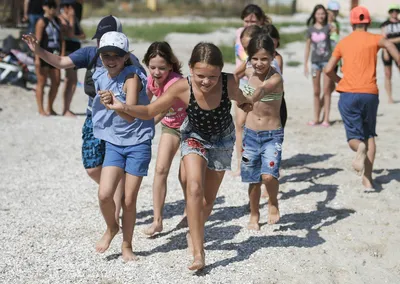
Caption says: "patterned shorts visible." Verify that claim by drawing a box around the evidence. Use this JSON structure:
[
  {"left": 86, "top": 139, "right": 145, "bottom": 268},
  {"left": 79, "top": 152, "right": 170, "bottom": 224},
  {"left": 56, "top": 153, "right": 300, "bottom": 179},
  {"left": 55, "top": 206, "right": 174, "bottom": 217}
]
[
  {"left": 81, "top": 115, "right": 105, "bottom": 169},
  {"left": 180, "top": 118, "right": 235, "bottom": 171}
]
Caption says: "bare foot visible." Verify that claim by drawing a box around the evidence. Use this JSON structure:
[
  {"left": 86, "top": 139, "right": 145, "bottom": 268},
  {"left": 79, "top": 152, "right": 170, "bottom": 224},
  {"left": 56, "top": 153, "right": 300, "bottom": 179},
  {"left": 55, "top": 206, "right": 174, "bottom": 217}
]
[
  {"left": 362, "top": 175, "right": 374, "bottom": 189},
  {"left": 38, "top": 110, "right": 49, "bottom": 116},
  {"left": 247, "top": 213, "right": 260, "bottom": 230},
  {"left": 63, "top": 110, "right": 76, "bottom": 117},
  {"left": 143, "top": 222, "right": 163, "bottom": 236},
  {"left": 231, "top": 169, "right": 241, "bottom": 177},
  {"left": 186, "top": 232, "right": 193, "bottom": 255},
  {"left": 352, "top": 142, "right": 366, "bottom": 175},
  {"left": 268, "top": 203, "right": 280, "bottom": 225},
  {"left": 188, "top": 252, "right": 205, "bottom": 271},
  {"left": 95, "top": 225, "right": 119, "bottom": 253},
  {"left": 388, "top": 98, "right": 394, "bottom": 104},
  {"left": 46, "top": 109, "right": 57, "bottom": 116},
  {"left": 121, "top": 246, "right": 138, "bottom": 262}
]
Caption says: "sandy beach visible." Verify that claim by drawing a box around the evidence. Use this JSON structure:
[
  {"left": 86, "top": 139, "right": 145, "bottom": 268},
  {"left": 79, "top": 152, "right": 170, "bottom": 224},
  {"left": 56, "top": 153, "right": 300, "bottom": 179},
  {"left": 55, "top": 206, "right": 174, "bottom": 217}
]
[{"left": 1, "top": 16, "right": 400, "bottom": 283}]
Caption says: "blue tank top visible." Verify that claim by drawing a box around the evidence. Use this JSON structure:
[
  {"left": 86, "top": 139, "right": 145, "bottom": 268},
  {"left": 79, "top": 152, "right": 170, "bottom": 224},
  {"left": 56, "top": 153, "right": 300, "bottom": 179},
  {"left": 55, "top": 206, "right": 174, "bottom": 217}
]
[{"left": 92, "top": 65, "right": 155, "bottom": 146}]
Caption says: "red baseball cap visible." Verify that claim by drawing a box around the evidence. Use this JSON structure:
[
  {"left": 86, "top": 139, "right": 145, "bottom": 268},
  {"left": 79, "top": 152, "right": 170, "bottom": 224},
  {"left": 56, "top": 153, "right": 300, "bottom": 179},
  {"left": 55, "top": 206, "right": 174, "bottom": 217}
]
[{"left": 350, "top": 6, "right": 371, "bottom": 25}]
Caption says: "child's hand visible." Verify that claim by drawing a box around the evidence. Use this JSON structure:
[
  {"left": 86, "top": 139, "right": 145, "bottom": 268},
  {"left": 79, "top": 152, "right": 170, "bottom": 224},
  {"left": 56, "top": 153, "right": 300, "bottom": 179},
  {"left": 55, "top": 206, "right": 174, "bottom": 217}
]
[
  {"left": 22, "top": 34, "right": 39, "bottom": 53},
  {"left": 304, "top": 65, "right": 309, "bottom": 78},
  {"left": 238, "top": 102, "right": 253, "bottom": 113},
  {"left": 99, "top": 90, "right": 124, "bottom": 111}
]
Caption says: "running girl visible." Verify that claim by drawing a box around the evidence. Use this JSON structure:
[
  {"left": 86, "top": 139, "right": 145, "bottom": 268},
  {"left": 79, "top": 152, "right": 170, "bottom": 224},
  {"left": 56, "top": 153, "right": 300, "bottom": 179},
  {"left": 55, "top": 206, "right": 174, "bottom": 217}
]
[
  {"left": 100, "top": 42, "right": 252, "bottom": 270},
  {"left": 141, "top": 42, "right": 187, "bottom": 236},
  {"left": 240, "top": 34, "right": 284, "bottom": 230},
  {"left": 304, "top": 4, "right": 333, "bottom": 127},
  {"left": 92, "top": 31, "right": 154, "bottom": 262}
]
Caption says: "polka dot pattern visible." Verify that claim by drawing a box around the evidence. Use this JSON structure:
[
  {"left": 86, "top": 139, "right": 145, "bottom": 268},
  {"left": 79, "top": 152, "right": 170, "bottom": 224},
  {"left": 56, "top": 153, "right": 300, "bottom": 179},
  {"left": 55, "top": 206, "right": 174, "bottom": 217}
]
[{"left": 186, "top": 73, "right": 233, "bottom": 136}]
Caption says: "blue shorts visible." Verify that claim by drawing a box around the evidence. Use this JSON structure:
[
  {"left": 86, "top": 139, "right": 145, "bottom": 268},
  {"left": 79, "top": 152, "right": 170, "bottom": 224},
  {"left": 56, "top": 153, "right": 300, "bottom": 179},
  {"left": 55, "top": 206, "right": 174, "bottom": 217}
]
[
  {"left": 241, "top": 127, "right": 284, "bottom": 182},
  {"left": 82, "top": 115, "right": 105, "bottom": 169},
  {"left": 180, "top": 118, "right": 235, "bottom": 171},
  {"left": 312, "top": 61, "right": 328, "bottom": 74},
  {"left": 103, "top": 140, "right": 152, "bottom": 176},
  {"left": 338, "top": 93, "right": 379, "bottom": 141}
]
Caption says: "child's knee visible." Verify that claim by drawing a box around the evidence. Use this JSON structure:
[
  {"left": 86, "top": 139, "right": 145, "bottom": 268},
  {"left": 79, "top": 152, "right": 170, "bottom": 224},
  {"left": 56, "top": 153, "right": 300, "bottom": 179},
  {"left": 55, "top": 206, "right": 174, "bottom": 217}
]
[
  {"left": 261, "top": 174, "right": 277, "bottom": 184},
  {"left": 98, "top": 188, "right": 114, "bottom": 203},
  {"left": 187, "top": 181, "right": 202, "bottom": 199}
]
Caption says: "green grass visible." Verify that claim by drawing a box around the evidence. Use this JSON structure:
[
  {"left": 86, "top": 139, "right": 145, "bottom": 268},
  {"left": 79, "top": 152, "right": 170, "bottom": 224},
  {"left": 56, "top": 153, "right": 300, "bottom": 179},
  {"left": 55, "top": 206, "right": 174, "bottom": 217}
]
[
  {"left": 218, "top": 44, "right": 236, "bottom": 65},
  {"left": 83, "top": 22, "right": 306, "bottom": 44},
  {"left": 286, "top": 60, "right": 302, "bottom": 67},
  {"left": 83, "top": 22, "right": 241, "bottom": 42},
  {"left": 279, "top": 32, "right": 306, "bottom": 47}
]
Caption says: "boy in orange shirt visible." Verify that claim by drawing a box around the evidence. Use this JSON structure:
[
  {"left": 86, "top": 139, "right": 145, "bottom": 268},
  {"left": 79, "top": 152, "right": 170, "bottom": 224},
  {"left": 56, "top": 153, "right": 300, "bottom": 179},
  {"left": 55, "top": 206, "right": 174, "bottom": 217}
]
[{"left": 324, "top": 6, "right": 400, "bottom": 189}]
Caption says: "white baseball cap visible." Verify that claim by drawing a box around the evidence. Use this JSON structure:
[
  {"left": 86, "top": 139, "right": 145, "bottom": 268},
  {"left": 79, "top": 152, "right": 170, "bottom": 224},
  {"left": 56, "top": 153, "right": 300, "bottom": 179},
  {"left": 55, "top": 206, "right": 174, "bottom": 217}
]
[
  {"left": 327, "top": 0, "right": 340, "bottom": 11},
  {"left": 98, "top": 31, "right": 129, "bottom": 57}
]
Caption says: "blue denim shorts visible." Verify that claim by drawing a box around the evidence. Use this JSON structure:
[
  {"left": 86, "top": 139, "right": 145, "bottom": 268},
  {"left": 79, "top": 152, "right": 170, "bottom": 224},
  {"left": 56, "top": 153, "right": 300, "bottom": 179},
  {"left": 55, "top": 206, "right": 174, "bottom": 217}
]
[
  {"left": 311, "top": 61, "right": 328, "bottom": 74},
  {"left": 338, "top": 93, "right": 379, "bottom": 141},
  {"left": 241, "top": 127, "right": 284, "bottom": 182},
  {"left": 180, "top": 118, "right": 235, "bottom": 171},
  {"left": 82, "top": 115, "right": 105, "bottom": 169},
  {"left": 103, "top": 140, "right": 152, "bottom": 176}
]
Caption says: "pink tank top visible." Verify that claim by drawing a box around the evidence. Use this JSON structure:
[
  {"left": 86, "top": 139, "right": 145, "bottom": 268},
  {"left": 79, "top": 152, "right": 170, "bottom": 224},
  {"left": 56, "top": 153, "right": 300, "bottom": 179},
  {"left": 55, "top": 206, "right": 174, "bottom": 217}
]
[{"left": 147, "top": 72, "right": 186, "bottom": 129}]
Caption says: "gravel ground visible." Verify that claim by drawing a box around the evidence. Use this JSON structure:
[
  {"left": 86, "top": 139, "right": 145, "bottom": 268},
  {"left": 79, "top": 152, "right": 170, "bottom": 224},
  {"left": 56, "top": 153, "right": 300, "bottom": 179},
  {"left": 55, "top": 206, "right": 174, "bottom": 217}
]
[{"left": 1, "top": 17, "right": 400, "bottom": 284}]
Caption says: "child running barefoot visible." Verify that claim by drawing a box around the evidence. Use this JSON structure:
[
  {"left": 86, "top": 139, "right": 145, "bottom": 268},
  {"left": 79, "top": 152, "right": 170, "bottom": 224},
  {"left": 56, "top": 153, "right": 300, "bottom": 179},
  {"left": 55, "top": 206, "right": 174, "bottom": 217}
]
[
  {"left": 240, "top": 34, "right": 284, "bottom": 230},
  {"left": 324, "top": 6, "right": 400, "bottom": 189},
  {"left": 22, "top": 16, "right": 146, "bottom": 228},
  {"left": 100, "top": 42, "right": 252, "bottom": 270},
  {"left": 233, "top": 4, "right": 268, "bottom": 176},
  {"left": 141, "top": 42, "right": 187, "bottom": 236},
  {"left": 93, "top": 32, "right": 154, "bottom": 261},
  {"left": 304, "top": 4, "right": 333, "bottom": 127}
]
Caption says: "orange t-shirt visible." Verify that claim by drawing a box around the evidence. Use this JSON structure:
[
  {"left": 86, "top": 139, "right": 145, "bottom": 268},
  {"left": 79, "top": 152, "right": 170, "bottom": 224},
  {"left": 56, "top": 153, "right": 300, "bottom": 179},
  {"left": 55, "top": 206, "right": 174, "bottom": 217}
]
[{"left": 332, "top": 31, "right": 383, "bottom": 94}]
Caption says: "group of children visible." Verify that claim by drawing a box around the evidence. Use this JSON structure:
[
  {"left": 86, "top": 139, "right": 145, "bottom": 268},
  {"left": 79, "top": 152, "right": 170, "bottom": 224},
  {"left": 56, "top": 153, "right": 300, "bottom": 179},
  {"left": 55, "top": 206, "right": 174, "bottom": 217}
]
[{"left": 21, "top": 2, "right": 400, "bottom": 272}]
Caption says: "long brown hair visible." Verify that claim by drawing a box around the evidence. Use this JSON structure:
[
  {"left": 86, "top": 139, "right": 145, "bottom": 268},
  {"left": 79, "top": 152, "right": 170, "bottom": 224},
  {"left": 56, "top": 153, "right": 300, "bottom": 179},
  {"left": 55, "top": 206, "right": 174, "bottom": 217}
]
[
  {"left": 143, "top": 41, "right": 182, "bottom": 75},
  {"left": 189, "top": 42, "right": 224, "bottom": 69}
]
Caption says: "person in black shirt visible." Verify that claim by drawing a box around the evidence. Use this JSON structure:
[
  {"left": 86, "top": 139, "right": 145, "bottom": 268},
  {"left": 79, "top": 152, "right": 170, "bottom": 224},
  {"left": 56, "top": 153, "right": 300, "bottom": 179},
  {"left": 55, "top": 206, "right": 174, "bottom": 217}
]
[
  {"left": 34, "top": 0, "right": 64, "bottom": 116},
  {"left": 23, "top": 0, "right": 44, "bottom": 34},
  {"left": 380, "top": 4, "right": 400, "bottom": 103}
]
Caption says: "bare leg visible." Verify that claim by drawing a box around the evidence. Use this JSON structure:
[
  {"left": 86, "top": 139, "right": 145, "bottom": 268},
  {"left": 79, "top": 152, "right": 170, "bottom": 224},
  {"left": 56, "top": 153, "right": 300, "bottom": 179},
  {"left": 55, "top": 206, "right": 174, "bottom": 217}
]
[
  {"left": 183, "top": 154, "right": 207, "bottom": 271},
  {"left": 362, "top": 137, "right": 376, "bottom": 189},
  {"left": 383, "top": 63, "right": 393, "bottom": 104},
  {"left": 96, "top": 166, "right": 123, "bottom": 253},
  {"left": 144, "top": 133, "right": 180, "bottom": 236},
  {"left": 247, "top": 183, "right": 261, "bottom": 230},
  {"left": 121, "top": 173, "right": 143, "bottom": 262},
  {"left": 114, "top": 177, "right": 124, "bottom": 226},
  {"left": 311, "top": 70, "right": 322, "bottom": 124},
  {"left": 86, "top": 166, "right": 124, "bottom": 225},
  {"left": 86, "top": 166, "right": 102, "bottom": 184},
  {"left": 233, "top": 104, "right": 248, "bottom": 176},
  {"left": 348, "top": 139, "right": 367, "bottom": 175},
  {"left": 177, "top": 160, "right": 188, "bottom": 228},
  {"left": 35, "top": 65, "right": 49, "bottom": 116},
  {"left": 262, "top": 174, "right": 280, "bottom": 224},
  {"left": 62, "top": 68, "right": 77, "bottom": 116},
  {"left": 47, "top": 68, "right": 60, "bottom": 115},
  {"left": 322, "top": 72, "right": 332, "bottom": 125}
]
